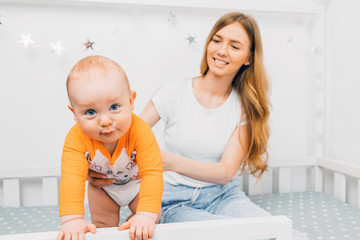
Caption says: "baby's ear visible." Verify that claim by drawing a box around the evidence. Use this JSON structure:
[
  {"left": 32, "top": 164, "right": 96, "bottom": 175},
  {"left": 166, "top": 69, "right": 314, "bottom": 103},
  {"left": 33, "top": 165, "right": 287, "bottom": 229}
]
[
  {"left": 67, "top": 104, "right": 78, "bottom": 122},
  {"left": 130, "top": 91, "right": 136, "bottom": 111}
]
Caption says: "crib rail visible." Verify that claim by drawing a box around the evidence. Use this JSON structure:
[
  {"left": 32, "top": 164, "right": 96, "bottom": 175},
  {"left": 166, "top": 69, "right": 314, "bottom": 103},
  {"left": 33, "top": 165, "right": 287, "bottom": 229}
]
[
  {"left": 0, "top": 216, "right": 292, "bottom": 240},
  {"left": 0, "top": 166, "right": 59, "bottom": 207},
  {"left": 1, "top": 157, "right": 359, "bottom": 207},
  {"left": 316, "top": 157, "right": 360, "bottom": 208},
  {"left": 246, "top": 157, "right": 316, "bottom": 195}
]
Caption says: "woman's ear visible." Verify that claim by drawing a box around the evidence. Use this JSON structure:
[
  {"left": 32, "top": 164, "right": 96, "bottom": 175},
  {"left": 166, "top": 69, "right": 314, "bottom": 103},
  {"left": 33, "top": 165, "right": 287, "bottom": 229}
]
[
  {"left": 244, "top": 53, "right": 252, "bottom": 66},
  {"left": 68, "top": 104, "right": 78, "bottom": 122},
  {"left": 130, "top": 91, "right": 136, "bottom": 111}
]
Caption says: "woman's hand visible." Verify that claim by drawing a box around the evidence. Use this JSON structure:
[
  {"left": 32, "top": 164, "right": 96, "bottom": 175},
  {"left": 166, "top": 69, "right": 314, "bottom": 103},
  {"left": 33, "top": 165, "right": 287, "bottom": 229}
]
[{"left": 87, "top": 169, "right": 114, "bottom": 188}]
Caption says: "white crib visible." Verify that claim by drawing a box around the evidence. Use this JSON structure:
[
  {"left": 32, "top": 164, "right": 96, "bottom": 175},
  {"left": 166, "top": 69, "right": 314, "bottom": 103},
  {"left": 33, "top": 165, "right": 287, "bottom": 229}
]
[
  {"left": 1, "top": 0, "right": 360, "bottom": 239},
  {"left": 0, "top": 216, "right": 292, "bottom": 240},
  {"left": 0, "top": 157, "right": 359, "bottom": 239}
]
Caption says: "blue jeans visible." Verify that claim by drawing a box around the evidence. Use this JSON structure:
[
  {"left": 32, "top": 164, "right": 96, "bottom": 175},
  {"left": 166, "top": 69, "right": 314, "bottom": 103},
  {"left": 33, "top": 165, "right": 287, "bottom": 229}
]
[{"left": 161, "top": 178, "right": 309, "bottom": 240}]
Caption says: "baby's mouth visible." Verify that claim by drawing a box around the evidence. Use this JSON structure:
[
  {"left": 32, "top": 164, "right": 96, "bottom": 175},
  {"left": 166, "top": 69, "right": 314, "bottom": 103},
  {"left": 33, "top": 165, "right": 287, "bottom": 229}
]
[{"left": 102, "top": 130, "right": 114, "bottom": 136}]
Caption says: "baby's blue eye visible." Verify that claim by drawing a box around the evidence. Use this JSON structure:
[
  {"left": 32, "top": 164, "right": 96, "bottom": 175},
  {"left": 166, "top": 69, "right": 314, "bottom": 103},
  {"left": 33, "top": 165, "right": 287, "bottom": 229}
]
[
  {"left": 110, "top": 104, "right": 119, "bottom": 111},
  {"left": 86, "top": 109, "right": 96, "bottom": 116}
]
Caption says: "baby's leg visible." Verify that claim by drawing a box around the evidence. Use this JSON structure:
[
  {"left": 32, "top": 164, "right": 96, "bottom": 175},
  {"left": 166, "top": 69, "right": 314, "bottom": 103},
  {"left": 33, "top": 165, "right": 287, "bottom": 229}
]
[
  {"left": 128, "top": 194, "right": 161, "bottom": 223},
  {"left": 126, "top": 194, "right": 138, "bottom": 221},
  {"left": 88, "top": 183, "right": 120, "bottom": 227}
]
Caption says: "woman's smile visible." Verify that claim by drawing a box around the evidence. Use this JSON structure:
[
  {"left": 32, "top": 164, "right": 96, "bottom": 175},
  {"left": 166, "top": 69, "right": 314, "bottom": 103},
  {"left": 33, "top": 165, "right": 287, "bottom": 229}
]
[{"left": 213, "top": 57, "right": 229, "bottom": 65}]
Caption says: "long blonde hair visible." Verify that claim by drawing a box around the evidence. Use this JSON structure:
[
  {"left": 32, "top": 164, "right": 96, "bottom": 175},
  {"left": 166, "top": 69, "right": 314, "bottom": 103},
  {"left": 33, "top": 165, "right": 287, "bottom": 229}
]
[{"left": 200, "top": 12, "right": 270, "bottom": 178}]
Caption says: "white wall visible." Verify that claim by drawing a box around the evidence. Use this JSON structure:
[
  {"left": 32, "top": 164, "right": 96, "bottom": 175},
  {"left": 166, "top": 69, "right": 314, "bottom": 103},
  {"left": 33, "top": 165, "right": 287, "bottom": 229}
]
[
  {"left": 0, "top": 0, "right": 318, "bottom": 171},
  {"left": 325, "top": 0, "right": 360, "bottom": 167},
  {"left": 322, "top": 0, "right": 360, "bottom": 207}
]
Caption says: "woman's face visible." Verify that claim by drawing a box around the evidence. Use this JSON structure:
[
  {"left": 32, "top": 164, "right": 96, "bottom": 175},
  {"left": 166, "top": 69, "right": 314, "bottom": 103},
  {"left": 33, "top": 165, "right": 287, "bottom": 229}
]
[{"left": 207, "top": 22, "right": 251, "bottom": 79}]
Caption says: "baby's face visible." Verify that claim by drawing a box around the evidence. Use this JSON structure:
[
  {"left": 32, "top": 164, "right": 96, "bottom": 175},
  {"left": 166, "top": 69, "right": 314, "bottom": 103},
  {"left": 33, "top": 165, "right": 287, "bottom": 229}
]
[{"left": 68, "top": 68, "right": 134, "bottom": 146}]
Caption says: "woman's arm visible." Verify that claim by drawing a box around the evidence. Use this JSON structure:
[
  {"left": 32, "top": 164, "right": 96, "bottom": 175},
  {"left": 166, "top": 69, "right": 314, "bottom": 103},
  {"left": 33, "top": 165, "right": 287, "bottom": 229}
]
[
  {"left": 87, "top": 169, "right": 114, "bottom": 188},
  {"left": 163, "top": 124, "right": 249, "bottom": 185},
  {"left": 139, "top": 100, "right": 160, "bottom": 128}
]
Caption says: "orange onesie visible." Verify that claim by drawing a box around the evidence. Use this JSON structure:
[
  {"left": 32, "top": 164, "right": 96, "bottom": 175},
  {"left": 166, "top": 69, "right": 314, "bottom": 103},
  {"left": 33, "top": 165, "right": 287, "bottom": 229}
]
[{"left": 59, "top": 113, "right": 163, "bottom": 217}]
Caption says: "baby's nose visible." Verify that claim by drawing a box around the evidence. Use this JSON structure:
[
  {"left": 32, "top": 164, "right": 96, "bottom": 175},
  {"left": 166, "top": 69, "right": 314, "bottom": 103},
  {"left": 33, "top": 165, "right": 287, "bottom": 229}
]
[{"left": 99, "top": 115, "right": 112, "bottom": 126}]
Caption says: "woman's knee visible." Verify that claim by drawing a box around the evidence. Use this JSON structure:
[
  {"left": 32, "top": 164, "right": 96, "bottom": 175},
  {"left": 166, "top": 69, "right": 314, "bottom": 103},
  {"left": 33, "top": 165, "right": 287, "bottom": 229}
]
[{"left": 162, "top": 206, "right": 227, "bottom": 223}]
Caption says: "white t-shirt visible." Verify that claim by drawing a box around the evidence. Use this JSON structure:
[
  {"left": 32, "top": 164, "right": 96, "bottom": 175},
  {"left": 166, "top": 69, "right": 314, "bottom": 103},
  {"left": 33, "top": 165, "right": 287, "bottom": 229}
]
[{"left": 152, "top": 78, "right": 245, "bottom": 187}]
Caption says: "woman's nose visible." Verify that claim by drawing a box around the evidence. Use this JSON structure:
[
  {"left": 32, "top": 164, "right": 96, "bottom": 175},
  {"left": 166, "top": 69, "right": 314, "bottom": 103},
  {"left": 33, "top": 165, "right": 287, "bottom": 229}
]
[{"left": 217, "top": 43, "right": 227, "bottom": 56}]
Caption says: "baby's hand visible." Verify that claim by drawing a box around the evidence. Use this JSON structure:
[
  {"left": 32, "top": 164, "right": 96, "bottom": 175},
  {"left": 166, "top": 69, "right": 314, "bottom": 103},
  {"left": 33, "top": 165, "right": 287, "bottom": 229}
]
[
  {"left": 56, "top": 218, "right": 96, "bottom": 240},
  {"left": 118, "top": 212, "right": 158, "bottom": 240}
]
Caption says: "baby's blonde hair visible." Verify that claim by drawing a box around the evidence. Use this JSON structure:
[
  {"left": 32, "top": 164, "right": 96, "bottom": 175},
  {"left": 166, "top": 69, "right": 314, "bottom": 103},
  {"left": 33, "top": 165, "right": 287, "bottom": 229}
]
[{"left": 66, "top": 55, "right": 130, "bottom": 97}]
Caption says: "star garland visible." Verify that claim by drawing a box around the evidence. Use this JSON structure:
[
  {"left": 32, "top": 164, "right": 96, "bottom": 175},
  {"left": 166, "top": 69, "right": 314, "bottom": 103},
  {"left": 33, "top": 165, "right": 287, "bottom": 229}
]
[
  {"left": 50, "top": 41, "right": 65, "bottom": 56},
  {"left": 8, "top": 11, "right": 203, "bottom": 55},
  {"left": 18, "top": 34, "right": 35, "bottom": 48},
  {"left": 186, "top": 34, "right": 196, "bottom": 45},
  {"left": 311, "top": 46, "right": 323, "bottom": 56},
  {"left": 168, "top": 11, "right": 176, "bottom": 22},
  {"left": 83, "top": 38, "right": 95, "bottom": 51}
]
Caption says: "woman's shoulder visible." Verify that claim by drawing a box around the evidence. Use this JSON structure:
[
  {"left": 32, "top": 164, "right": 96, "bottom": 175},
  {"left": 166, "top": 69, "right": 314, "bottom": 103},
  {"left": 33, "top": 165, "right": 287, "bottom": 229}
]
[{"left": 160, "top": 78, "right": 191, "bottom": 91}]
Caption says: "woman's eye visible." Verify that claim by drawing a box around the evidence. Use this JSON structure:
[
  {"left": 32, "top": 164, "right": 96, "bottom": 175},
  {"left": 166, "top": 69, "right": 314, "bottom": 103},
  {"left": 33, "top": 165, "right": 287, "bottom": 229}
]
[
  {"left": 110, "top": 104, "right": 119, "bottom": 111},
  {"left": 232, "top": 45, "right": 240, "bottom": 50},
  {"left": 86, "top": 109, "right": 96, "bottom": 116},
  {"left": 212, "top": 39, "right": 220, "bottom": 43}
]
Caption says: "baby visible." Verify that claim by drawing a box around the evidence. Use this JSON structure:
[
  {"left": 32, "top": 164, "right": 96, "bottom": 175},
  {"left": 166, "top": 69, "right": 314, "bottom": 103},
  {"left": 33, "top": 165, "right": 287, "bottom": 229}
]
[{"left": 57, "top": 55, "right": 163, "bottom": 240}]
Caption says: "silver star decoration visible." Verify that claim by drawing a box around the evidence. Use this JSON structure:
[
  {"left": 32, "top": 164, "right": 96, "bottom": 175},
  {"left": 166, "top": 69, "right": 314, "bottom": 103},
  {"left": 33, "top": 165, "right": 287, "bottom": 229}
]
[
  {"left": 83, "top": 38, "right": 95, "bottom": 51},
  {"left": 186, "top": 34, "right": 196, "bottom": 45},
  {"left": 168, "top": 11, "right": 176, "bottom": 22},
  {"left": 134, "top": 9, "right": 143, "bottom": 19},
  {"left": 50, "top": 41, "right": 65, "bottom": 56},
  {"left": 311, "top": 46, "right": 323, "bottom": 56},
  {"left": 18, "top": 34, "right": 35, "bottom": 48}
]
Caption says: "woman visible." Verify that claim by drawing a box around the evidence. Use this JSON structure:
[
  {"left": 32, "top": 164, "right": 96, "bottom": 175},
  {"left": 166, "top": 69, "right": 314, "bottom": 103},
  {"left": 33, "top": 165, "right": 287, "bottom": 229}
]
[
  {"left": 90, "top": 12, "right": 308, "bottom": 240},
  {"left": 141, "top": 11, "right": 270, "bottom": 222}
]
